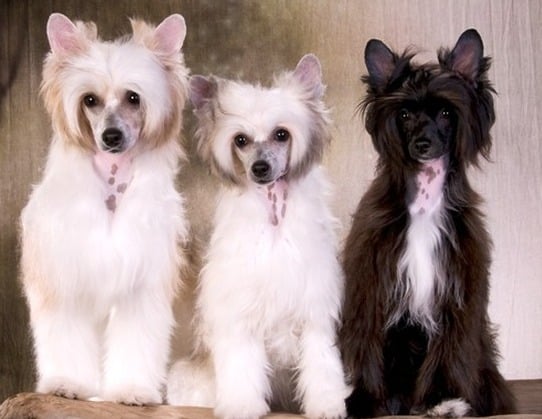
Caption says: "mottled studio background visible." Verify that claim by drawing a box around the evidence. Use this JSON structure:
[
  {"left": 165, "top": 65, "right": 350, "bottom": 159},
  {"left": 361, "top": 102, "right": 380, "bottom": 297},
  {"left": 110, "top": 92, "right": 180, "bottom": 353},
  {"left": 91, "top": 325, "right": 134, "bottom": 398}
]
[{"left": 0, "top": 0, "right": 540, "bottom": 402}]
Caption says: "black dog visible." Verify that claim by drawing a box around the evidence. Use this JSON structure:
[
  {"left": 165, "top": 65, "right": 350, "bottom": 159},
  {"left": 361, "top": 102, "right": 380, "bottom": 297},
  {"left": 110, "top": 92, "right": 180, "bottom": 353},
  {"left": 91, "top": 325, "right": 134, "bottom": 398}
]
[{"left": 340, "top": 29, "right": 516, "bottom": 417}]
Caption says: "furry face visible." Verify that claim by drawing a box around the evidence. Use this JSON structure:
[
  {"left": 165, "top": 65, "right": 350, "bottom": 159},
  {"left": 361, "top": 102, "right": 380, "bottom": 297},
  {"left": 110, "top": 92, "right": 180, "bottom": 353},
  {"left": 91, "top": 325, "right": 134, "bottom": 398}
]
[
  {"left": 339, "top": 30, "right": 516, "bottom": 418},
  {"left": 41, "top": 13, "right": 188, "bottom": 154},
  {"left": 230, "top": 127, "right": 291, "bottom": 185},
  {"left": 80, "top": 87, "right": 144, "bottom": 154},
  {"left": 397, "top": 99, "right": 454, "bottom": 162},
  {"left": 362, "top": 30, "right": 494, "bottom": 172},
  {"left": 189, "top": 54, "right": 330, "bottom": 186},
  {"left": 21, "top": 13, "right": 189, "bottom": 406}
]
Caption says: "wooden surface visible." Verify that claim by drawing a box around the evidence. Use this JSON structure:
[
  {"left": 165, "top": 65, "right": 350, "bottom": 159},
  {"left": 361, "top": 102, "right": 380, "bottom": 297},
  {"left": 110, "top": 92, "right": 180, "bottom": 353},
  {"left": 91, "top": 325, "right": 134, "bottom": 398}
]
[
  {"left": 0, "top": 393, "right": 304, "bottom": 419},
  {"left": 1, "top": 381, "right": 542, "bottom": 418},
  {"left": 0, "top": 393, "right": 211, "bottom": 419},
  {"left": 509, "top": 380, "right": 542, "bottom": 415},
  {"left": 1, "top": 0, "right": 541, "bottom": 402}
]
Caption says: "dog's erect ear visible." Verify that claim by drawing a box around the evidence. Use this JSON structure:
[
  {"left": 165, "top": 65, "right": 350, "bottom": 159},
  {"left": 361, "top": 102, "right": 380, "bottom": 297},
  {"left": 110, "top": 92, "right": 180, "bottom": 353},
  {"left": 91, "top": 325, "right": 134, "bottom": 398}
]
[
  {"left": 153, "top": 14, "right": 186, "bottom": 55},
  {"left": 189, "top": 75, "right": 217, "bottom": 110},
  {"left": 364, "top": 39, "right": 396, "bottom": 88},
  {"left": 446, "top": 29, "right": 484, "bottom": 81},
  {"left": 293, "top": 54, "right": 324, "bottom": 99},
  {"left": 47, "top": 13, "right": 85, "bottom": 55}
]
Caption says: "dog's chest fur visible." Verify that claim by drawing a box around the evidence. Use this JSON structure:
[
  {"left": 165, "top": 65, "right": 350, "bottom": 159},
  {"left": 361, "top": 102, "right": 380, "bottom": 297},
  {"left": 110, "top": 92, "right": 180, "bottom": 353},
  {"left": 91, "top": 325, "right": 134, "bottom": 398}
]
[
  {"left": 394, "top": 159, "right": 447, "bottom": 332},
  {"left": 199, "top": 168, "right": 342, "bottom": 364}
]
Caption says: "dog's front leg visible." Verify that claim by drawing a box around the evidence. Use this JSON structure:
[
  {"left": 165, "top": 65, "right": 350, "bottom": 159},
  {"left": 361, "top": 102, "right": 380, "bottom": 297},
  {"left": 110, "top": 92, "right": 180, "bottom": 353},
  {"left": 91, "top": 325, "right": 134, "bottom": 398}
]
[
  {"left": 212, "top": 330, "right": 271, "bottom": 419},
  {"left": 102, "top": 286, "right": 174, "bottom": 405},
  {"left": 340, "top": 263, "right": 389, "bottom": 417},
  {"left": 30, "top": 302, "right": 101, "bottom": 400},
  {"left": 412, "top": 305, "right": 476, "bottom": 417},
  {"left": 298, "top": 324, "right": 348, "bottom": 419}
]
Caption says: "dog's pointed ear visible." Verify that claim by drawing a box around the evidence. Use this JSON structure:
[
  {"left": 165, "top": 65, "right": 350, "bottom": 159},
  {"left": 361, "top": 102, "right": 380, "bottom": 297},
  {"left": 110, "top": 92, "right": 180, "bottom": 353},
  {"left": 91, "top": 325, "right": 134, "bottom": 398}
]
[
  {"left": 152, "top": 14, "right": 186, "bottom": 55},
  {"left": 445, "top": 29, "right": 484, "bottom": 81},
  {"left": 47, "top": 13, "right": 85, "bottom": 55},
  {"left": 293, "top": 54, "right": 324, "bottom": 99},
  {"left": 364, "top": 39, "right": 396, "bottom": 88},
  {"left": 189, "top": 75, "right": 217, "bottom": 110}
]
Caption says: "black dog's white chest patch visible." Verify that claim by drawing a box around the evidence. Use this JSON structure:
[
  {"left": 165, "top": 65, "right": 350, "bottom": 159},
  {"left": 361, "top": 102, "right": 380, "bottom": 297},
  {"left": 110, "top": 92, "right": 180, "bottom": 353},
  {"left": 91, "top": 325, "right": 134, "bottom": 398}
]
[{"left": 393, "top": 159, "right": 447, "bottom": 332}]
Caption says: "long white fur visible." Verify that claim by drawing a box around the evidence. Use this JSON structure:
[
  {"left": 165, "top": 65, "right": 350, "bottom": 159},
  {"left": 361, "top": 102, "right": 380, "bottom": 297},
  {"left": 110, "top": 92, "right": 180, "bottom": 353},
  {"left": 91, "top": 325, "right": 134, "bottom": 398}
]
[
  {"left": 21, "top": 13, "right": 189, "bottom": 405},
  {"left": 168, "top": 56, "right": 348, "bottom": 419},
  {"left": 395, "top": 206, "right": 445, "bottom": 332},
  {"left": 394, "top": 187, "right": 446, "bottom": 333}
]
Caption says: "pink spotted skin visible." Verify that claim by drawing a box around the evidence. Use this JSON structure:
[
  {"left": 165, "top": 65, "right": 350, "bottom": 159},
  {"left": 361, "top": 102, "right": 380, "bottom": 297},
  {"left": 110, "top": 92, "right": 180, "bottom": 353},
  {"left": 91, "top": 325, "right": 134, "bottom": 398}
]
[
  {"left": 409, "top": 159, "right": 446, "bottom": 216},
  {"left": 92, "top": 150, "right": 133, "bottom": 212},
  {"left": 256, "top": 178, "right": 289, "bottom": 226}
]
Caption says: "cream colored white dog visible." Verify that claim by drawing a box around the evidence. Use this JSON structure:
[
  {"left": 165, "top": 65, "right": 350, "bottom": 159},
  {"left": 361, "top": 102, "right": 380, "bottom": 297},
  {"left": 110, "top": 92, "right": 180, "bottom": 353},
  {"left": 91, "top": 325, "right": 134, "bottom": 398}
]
[
  {"left": 20, "top": 13, "right": 189, "bottom": 405},
  {"left": 168, "top": 54, "right": 348, "bottom": 419}
]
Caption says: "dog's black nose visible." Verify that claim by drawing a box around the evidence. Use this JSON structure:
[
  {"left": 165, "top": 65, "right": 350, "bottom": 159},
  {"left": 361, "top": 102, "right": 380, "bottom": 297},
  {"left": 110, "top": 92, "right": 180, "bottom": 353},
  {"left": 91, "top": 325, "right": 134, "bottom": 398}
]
[
  {"left": 102, "top": 128, "right": 123, "bottom": 152},
  {"left": 251, "top": 160, "right": 270, "bottom": 179},
  {"left": 413, "top": 138, "right": 431, "bottom": 156}
]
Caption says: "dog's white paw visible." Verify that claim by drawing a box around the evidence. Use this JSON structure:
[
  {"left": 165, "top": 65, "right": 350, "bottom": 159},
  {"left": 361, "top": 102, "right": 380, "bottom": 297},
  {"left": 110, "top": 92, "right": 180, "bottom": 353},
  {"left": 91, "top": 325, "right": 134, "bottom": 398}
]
[
  {"left": 303, "top": 397, "right": 346, "bottom": 419},
  {"left": 102, "top": 385, "right": 162, "bottom": 406},
  {"left": 215, "top": 397, "right": 269, "bottom": 419},
  {"left": 425, "top": 398, "right": 471, "bottom": 417},
  {"left": 37, "top": 376, "right": 96, "bottom": 400},
  {"left": 302, "top": 381, "right": 349, "bottom": 419}
]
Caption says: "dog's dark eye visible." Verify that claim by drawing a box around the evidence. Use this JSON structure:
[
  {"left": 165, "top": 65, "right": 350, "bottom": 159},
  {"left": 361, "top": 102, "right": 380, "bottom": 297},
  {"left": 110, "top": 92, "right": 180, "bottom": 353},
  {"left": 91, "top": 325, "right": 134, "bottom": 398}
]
[
  {"left": 274, "top": 128, "right": 290, "bottom": 142},
  {"left": 83, "top": 94, "right": 98, "bottom": 108},
  {"left": 399, "top": 109, "right": 410, "bottom": 120},
  {"left": 234, "top": 134, "right": 248, "bottom": 148},
  {"left": 127, "top": 91, "right": 140, "bottom": 106}
]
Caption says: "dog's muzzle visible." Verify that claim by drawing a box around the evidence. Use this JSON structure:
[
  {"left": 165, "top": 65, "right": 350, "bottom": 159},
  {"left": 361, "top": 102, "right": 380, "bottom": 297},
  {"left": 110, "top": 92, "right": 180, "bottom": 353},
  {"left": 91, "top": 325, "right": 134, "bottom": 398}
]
[
  {"left": 409, "top": 136, "right": 445, "bottom": 161},
  {"left": 412, "top": 137, "right": 432, "bottom": 156},
  {"left": 251, "top": 159, "right": 272, "bottom": 183},
  {"left": 101, "top": 128, "right": 124, "bottom": 153}
]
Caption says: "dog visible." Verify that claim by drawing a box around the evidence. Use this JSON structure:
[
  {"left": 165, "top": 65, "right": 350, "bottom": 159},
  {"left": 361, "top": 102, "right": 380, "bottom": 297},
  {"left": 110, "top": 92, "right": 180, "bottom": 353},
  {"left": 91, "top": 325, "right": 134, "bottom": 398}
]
[
  {"left": 20, "top": 13, "right": 189, "bottom": 405},
  {"left": 167, "top": 54, "right": 348, "bottom": 419},
  {"left": 339, "top": 29, "right": 516, "bottom": 417}
]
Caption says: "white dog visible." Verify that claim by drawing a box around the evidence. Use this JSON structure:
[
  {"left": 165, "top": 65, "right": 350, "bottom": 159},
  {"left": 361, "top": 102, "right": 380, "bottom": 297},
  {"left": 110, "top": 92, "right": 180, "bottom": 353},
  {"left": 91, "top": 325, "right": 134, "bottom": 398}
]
[
  {"left": 20, "top": 13, "right": 189, "bottom": 405},
  {"left": 168, "top": 54, "right": 348, "bottom": 419}
]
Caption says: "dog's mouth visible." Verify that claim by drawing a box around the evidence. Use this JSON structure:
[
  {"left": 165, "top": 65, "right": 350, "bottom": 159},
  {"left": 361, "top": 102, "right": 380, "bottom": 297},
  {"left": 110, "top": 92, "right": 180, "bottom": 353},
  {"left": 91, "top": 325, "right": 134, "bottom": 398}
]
[
  {"left": 417, "top": 155, "right": 446, "bottom": 165},
  {"left": 249, "top": 159, "right": 288, "bottom": 185},
  {"left": 104, "top": 146, "right": 123, "bottom": 154},
  {"left": 253, "top": 178, "right": 275, "bottom": 185},
  {"left": 251, "top": 174, "right": 287, "bottom": 186}
]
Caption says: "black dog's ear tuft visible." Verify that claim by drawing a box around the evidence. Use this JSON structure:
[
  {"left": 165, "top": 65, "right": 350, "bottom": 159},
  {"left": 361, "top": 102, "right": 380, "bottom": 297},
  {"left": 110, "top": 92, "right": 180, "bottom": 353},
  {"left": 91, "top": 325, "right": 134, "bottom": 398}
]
[
  {"left": 441, "top": 29, "right": 484, "bottom": 81},
  {"left": 364, "top": 39, "right": 396, "bottom": 88}
]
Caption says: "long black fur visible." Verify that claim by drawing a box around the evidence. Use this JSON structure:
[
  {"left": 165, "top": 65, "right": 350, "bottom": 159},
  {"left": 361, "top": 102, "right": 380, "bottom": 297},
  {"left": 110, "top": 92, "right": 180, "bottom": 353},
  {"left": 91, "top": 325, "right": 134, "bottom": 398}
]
[{"left": 339, "top": 29, "right": 516, "bottom": 417}]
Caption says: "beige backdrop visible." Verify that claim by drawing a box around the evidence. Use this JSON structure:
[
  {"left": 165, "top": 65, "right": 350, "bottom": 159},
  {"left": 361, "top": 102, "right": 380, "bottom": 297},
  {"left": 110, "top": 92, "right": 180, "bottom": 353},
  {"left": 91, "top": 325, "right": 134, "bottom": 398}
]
[{"left": 0, "top": 0, "right": 540, "bottom": 401}]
